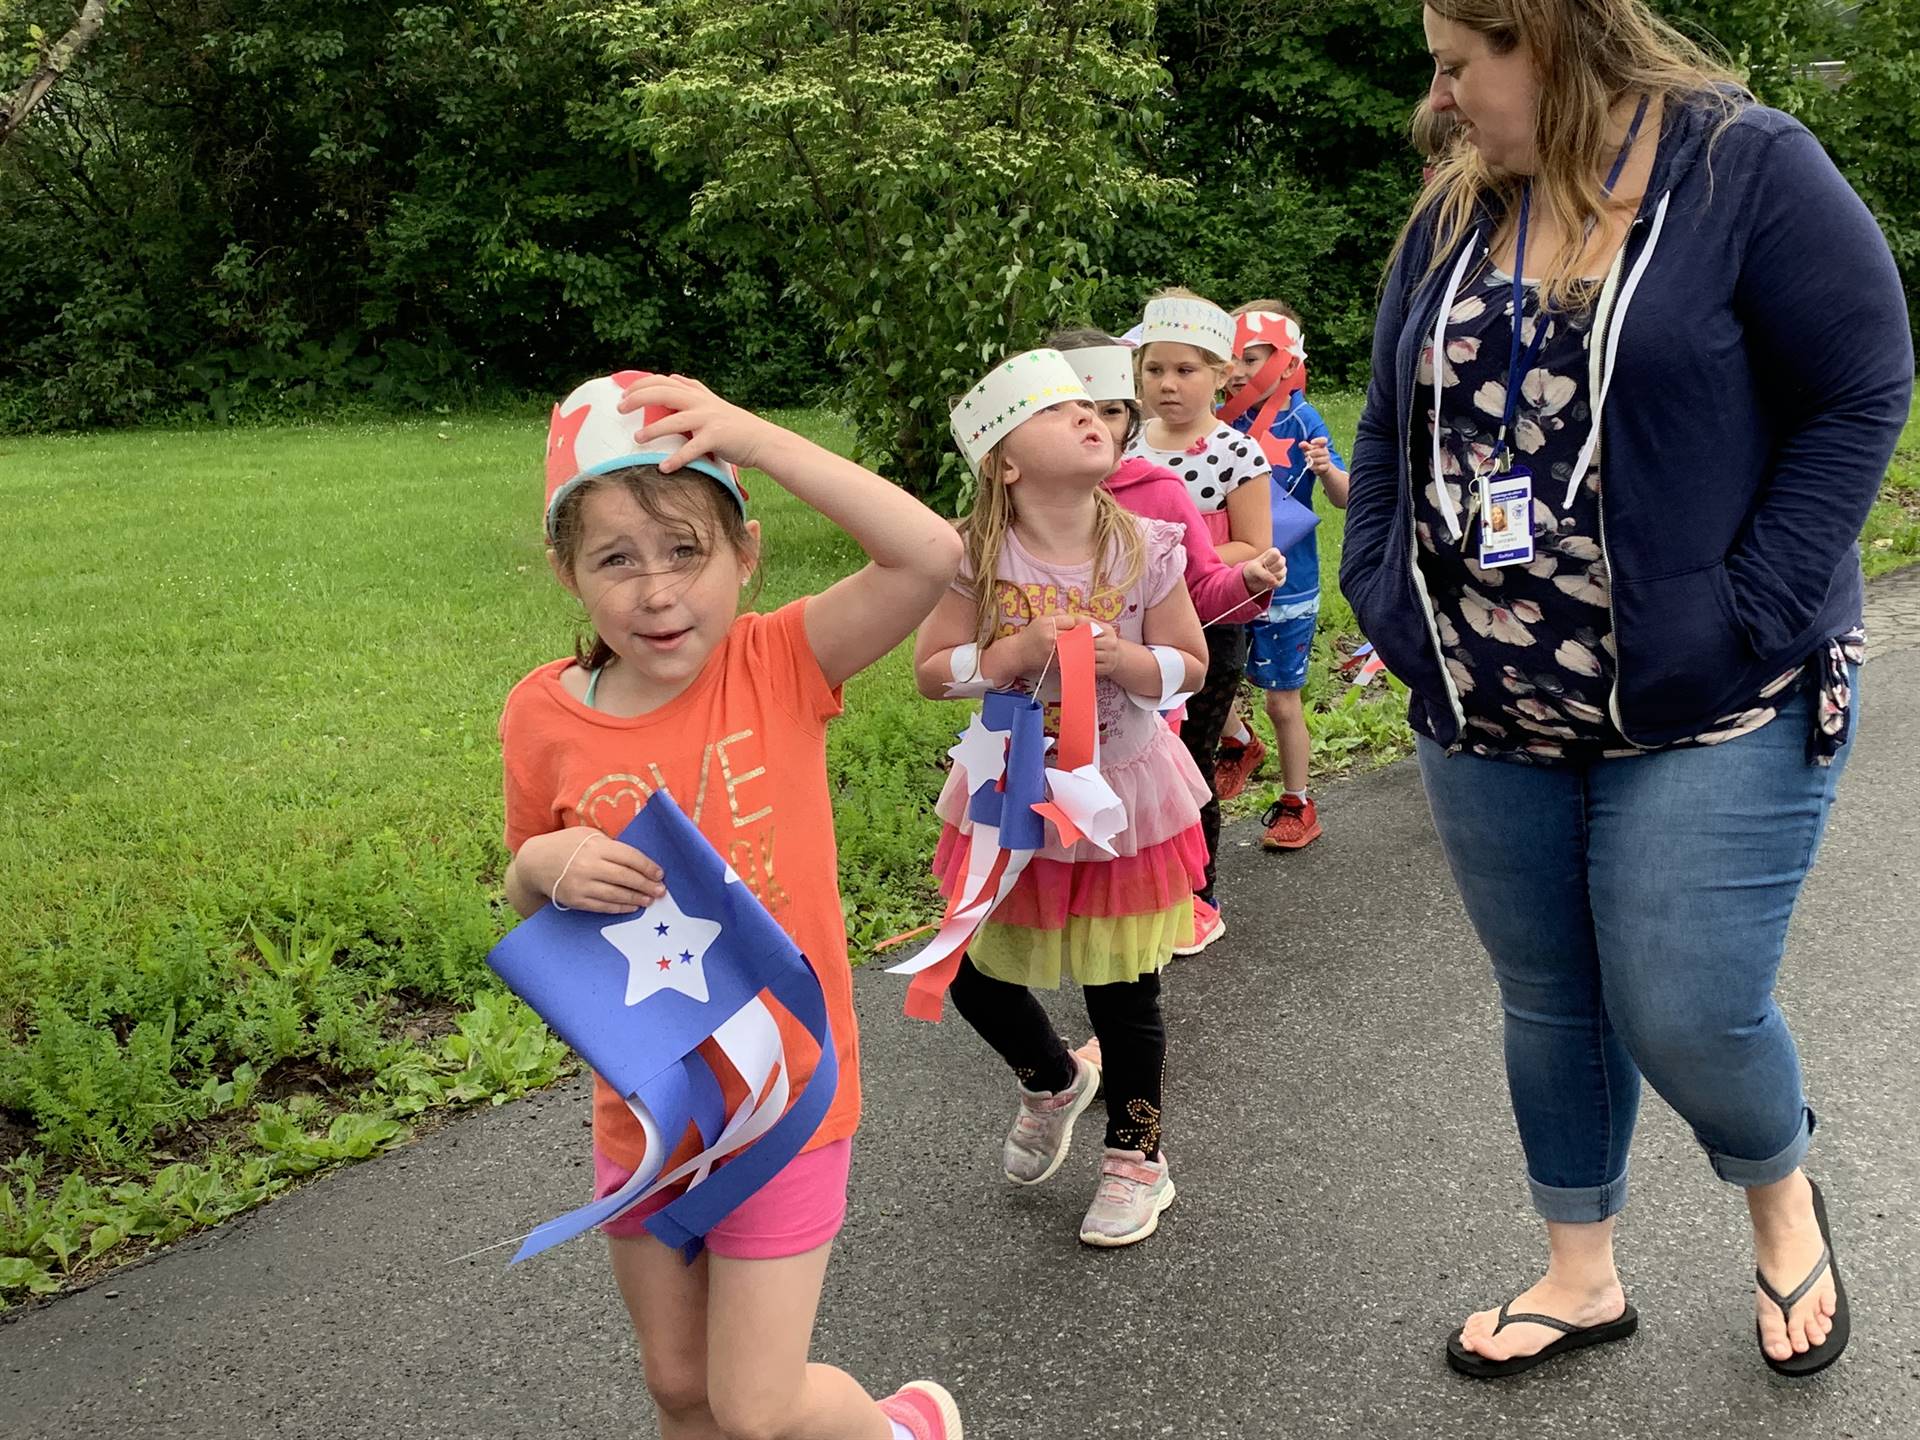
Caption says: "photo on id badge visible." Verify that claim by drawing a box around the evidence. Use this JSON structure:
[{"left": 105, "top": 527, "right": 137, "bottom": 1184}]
[{"left": 1479, "top": 470, "right": 1534, "bottom": 569}]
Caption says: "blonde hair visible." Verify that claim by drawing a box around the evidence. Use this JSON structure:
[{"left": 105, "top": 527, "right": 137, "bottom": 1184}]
[
  {"left": 1400, "top": 0, "right": 1745, "bottom": 313},
  {"left": 958, "top": 446, "right": 1147, "bottom": 651},
  {"left": 1232, "top": 299, "right": 1300, "bottom": 324}
]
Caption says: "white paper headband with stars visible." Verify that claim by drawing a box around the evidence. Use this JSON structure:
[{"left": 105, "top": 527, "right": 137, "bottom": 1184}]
[
  {"left": 950, "top": 349, "right": 1095, "bottom": 475},
  {"left": 1058, "top": 344, "right": 1138, "bottom": 405},
  {"left": 1139, "top": 297, "right": 1235, "bottom": 363}
]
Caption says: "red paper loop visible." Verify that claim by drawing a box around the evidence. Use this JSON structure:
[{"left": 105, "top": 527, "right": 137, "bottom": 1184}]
[
  {"left": 1215, "top": 351, "right": 1307, "bottom": 469},
  {"left": 1052, "top": 619, "right": 1098, "bottom": 773}
]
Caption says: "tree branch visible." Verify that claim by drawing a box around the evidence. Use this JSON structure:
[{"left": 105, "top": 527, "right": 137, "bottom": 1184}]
[{"left": 1, "top": 0, "right": 114, "bottom": 147}]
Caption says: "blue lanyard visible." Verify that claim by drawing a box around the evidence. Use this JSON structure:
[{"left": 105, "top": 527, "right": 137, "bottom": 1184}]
[{"left": 1489, "top": 94, "right": 1650, "bottom": 475}]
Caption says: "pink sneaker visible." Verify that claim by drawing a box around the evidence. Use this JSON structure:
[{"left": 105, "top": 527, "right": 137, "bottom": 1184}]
[
  {"left": 879, "top": 1381, "right": 963, "bottom": 1439},
  {"left": 1079, "top": 1147, "right": 1176, "bottom": 1247},
  {"left": 1003, "top": 1052, "right": 1100, "bottom": 1185},
  {"left": 1171, "top": 897, "right": 1225, "bottom": 957}
]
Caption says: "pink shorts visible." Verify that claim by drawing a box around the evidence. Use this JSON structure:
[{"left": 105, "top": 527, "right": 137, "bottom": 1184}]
[{"left": 593, "top": 1139, "right": 852, "bottom": 1260}]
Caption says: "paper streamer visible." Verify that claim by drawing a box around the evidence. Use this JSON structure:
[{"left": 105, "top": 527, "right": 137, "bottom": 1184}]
[
  {"left": 485, "top": 793, "right": 837, "bottom": 1262},
  {"left": 1216, "top": 348, "right": 1308, "bottom": 470},
  {"left": 891, "top": 618, "right": 1125, "bottom": 1017}
]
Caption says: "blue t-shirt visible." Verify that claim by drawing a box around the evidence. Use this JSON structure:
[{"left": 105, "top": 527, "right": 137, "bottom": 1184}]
[{"left": 1229, "top": 395, "right": 1344, "bottom": 605}]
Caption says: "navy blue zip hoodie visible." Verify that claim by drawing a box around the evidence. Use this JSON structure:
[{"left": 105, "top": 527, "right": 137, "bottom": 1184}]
[{"left": 1341, "top": 95, "right": 1913, "bottom": 750}]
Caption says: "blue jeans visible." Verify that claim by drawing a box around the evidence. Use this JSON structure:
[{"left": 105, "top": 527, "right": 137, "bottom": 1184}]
[{"left": 1415, "top": 678, "right": 1854, "bottom": 1223}]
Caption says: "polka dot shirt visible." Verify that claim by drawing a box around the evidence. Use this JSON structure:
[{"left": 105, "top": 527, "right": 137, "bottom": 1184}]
[{"left": 1125, "top": 421, "right": 1270, "bottom": 516}]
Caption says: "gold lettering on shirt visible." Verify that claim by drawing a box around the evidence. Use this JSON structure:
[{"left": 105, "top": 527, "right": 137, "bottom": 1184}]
[
  {"left": 715, "top": 729, "right": 772, "bottom": 828},
  {"left": 729, "top": 827, "right": 791, "bottom": 915},
  {"left": 578, "top": 745, "right": 723, "bottom": 829},
  {"left": 991, "top": 579, "right": 1127, "bottom": 639},
  {"left": 575, "top": 732, "right": 781, "bottom": 886},
  {"left": 577, "top": 773, "right": 655, "bottom": 831}
]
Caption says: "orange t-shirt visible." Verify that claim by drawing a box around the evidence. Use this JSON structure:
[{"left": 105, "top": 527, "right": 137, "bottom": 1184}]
[{"left": 498, "top": 599, "right": 860, "bottom": 1171}]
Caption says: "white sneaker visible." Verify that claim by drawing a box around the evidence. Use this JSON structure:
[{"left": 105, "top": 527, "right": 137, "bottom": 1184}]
[
  {"left": 1002, "top": 1053, "right": 1100, "bottom": 1185},
  {"left": 1078, "top": 1147, "right": 1176, "bottom": 1247}
]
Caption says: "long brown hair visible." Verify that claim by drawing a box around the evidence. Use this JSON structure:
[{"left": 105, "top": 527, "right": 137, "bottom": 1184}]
[
  {"left": 1400, "top": 0, "right": 1745, "bottom": 313},
  {"left": 548, "top": 466, "right": 759, "bottom": 671},
  {"left": 958, "top": 443, "right": 1146, "bottom": 652}
]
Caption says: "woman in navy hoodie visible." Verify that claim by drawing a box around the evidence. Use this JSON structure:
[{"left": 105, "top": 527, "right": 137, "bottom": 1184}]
[{"left": 1342, "top": 0, "right": 1911, "bottom": 1383}]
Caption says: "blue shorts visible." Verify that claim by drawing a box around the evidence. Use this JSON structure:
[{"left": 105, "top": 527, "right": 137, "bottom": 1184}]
[{"left": 1245, "top": 599, "right": 1319, "bottom": 692}]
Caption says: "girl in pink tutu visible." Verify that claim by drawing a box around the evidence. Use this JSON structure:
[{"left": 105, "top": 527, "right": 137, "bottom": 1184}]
[{"left": 913, "top": 349, "right": 1208, "bottom": 1247}]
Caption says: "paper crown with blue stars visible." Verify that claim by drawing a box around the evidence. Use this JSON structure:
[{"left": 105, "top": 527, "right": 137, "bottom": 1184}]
[{"left": 949, "top": 349, "right": 1094, "bottom": 474}]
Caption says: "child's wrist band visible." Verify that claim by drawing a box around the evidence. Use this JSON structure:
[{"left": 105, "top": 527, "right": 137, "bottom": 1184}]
[
  {"left": 944, "top": 642, "right": 990, "bottom": 698},
  {"left": 1125, "top": 645, "right": 1193, "bottom": 711}
]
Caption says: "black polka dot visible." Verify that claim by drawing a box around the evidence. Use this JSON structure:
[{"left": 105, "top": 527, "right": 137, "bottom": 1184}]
[
  {"left": 1206, "top": 454, "right": 1220, "bottom": 464},
  {"left": 1200, "top": 486, "right": 1217, "bottom": 500},
  {"left": 1184, "top": 469, "right": 1200, "bottom": 484}
]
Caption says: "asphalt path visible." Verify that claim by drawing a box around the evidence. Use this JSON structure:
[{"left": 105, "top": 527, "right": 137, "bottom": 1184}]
[{"left": 5, "top": 583, "right": 1917, "bottom": 1440}]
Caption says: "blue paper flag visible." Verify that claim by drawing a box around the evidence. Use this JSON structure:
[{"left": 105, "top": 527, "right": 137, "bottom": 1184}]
[
  {"left": 488, "top": 792, "right": 837, "bottom": 1261},
  {"left": 1271, "top": 489, "right": 1321, "bottom": 553},
  {"left": 965, "top": 689, "right": 1048, "bottom": 852}
]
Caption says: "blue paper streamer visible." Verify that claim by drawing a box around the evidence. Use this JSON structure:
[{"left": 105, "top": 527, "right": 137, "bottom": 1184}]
[{"left": 487, "top": 793, "right": 838, "bottom": 1263}]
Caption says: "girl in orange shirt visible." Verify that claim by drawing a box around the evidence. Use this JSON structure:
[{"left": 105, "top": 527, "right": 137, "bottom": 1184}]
[{"left": 500, "top": 372, "right": 964, "bottom": 1440}]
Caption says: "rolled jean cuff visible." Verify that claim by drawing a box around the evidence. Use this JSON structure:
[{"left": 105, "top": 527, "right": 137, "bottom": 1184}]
[
  {"left": 1708, "top": 1106, "right": 1816, "bottom": 1189},
  {"left": 1528, "top": 1169, "right": 1629, "bottom": 1224}
]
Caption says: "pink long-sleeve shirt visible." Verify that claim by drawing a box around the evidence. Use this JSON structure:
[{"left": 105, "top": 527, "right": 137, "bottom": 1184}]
[{"left": 1104, "top": 457, "right": 1270, "bottom": 627}]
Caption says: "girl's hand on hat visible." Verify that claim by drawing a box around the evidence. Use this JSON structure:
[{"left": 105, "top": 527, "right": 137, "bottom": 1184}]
[
  {"left": 1241, "top": 548, "right": 1288, "bottom": 594},
  {"left": 526, "top": 826, "right": 666, "bottom": 914},
  {"left": 1089, "top": 622, "right": 1122, "bottom": 678},
  {"left": 619, "top": 373, "right": 773, "bottom": 473}
]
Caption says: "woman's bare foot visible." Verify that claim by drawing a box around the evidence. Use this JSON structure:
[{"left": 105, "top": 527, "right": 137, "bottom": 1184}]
[
  {"left": 1456, "top": 1274, "right": 1630, "bottom": 1362},
  {"left": 1749, "top": 1170, "right": 1838, "bottom": 1363}
]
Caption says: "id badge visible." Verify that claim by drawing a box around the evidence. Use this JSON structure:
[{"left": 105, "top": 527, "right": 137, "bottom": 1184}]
[{"left": 1477, "top": 468, "right": 1535, "bottom": 569}]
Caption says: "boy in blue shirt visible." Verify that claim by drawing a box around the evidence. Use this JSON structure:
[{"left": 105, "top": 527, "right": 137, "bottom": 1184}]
[{"left": 1214, "top": 301, "right": 1348, "bottom": 850}]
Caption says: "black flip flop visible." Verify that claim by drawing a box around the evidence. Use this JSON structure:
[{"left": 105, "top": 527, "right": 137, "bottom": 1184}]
[
  {"left": 1756, "top": 1177, "right": 1850, "bottom": 1377},
  {"left": 1446, "top": 1300, "right": 1639, "bottom": 1379}
]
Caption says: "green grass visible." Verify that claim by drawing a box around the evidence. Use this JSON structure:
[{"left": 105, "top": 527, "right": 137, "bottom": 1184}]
[
  {"left": 1862, "top": 395, "right": 1920, "bottom": 578},
  {"left": 2, "top": 386, "right": 1915, "bottom": 1303},
  {"left": 0, "top": 405, "right": 965, "bottom": 1303}
]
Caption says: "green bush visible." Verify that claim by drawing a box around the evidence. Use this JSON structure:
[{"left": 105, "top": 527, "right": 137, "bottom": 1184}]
[
  {"left": 3, "top": 0, "right": 1912, "bottom": 432},
  {"left": 584, "top": 0, "right": 1179, "bottom": 506},
  {"left": 0, "top": 0, "right": 832, "bottom": 429}
]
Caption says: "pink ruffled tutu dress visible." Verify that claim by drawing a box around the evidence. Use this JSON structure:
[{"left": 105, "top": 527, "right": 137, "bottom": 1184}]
[{"left": 933, "top": 517, "right": 1210, "bottom": 988}]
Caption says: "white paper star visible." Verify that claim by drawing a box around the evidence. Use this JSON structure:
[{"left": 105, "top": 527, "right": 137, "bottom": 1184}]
[
  {"left": 948, "top": 711, "right": 1008, "bottom": 795},
  {"left": 602, "top": 888, "right": 723, "bottom": 1006},
  {"left": 1044, "top": 764, "right": 1128, "bottom": 855}
]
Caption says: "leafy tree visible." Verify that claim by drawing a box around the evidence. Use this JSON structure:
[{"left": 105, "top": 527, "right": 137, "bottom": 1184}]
[
  {"left": 1798, "top": 0, "right": 1920, "bottom": 341},
  {"left": 1108, "top": 0, "right": 1434, "bottom": 383},
  {"left": 581, "top": 0, "right": 1181, "bottom": 505},
  {"left": 0, "top": 0, "right": 112, "bottom": 145},
  {"left": 0, "top": 0, "right": 825, "bottom": 428}
]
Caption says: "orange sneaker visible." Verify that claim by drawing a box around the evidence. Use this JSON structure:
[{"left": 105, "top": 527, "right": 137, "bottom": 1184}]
[
  {"left": 1171, "top": 897, "right": 1226, "bottom": 957},
  {"left": 1213, "top": 734, "right": 1267, "bottom": 802},
  {"left": 1261, "top": 795, "right": 1323, "bottom": 850}
]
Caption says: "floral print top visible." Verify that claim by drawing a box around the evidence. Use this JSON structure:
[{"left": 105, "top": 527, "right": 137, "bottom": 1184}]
[{"left": 1413, "top": 261, "right": 1861, "bottom": 766}]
